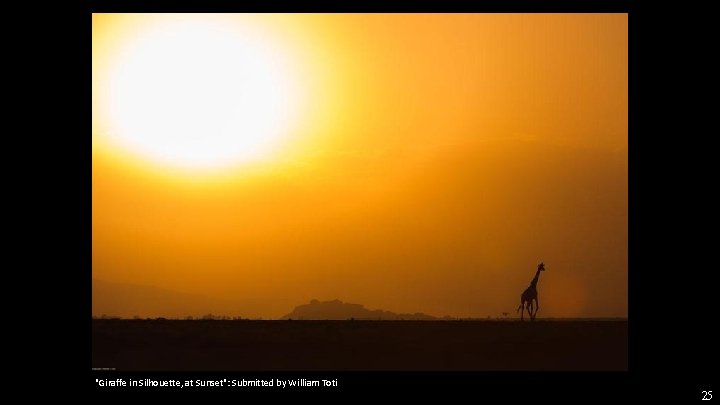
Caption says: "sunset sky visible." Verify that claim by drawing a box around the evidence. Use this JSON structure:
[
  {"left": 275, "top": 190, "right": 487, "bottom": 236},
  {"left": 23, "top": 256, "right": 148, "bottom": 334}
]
[{"left": 92, "top": 14, "right": 627, "bottom": 319}]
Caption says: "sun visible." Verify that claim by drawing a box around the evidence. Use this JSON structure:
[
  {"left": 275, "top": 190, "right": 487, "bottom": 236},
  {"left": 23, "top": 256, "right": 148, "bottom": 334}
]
[{"left": 101, "top": 16, "right": 301, "bottom": 170}]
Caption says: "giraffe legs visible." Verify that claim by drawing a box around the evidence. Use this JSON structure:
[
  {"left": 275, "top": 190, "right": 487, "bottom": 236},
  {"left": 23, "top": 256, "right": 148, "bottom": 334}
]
[{"left": 518, "top": 298, "right": 540, "bottom": 321}]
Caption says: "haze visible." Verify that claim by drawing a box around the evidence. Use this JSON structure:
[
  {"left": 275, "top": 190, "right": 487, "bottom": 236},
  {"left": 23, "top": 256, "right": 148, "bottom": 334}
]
[{"left": 92, "top": 14, "right": 627, "bottom": 319}]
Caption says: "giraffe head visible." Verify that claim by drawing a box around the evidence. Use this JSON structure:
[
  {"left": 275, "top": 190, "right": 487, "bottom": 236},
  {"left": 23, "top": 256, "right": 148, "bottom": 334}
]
[{"left": 538, "top": 262, "right": 545, "bottom": 271}]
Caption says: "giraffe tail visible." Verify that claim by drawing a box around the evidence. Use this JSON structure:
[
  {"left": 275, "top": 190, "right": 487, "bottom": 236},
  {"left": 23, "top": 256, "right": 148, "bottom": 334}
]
[{"left": 516, "top": 303, "right": 523, "bottom": 313}]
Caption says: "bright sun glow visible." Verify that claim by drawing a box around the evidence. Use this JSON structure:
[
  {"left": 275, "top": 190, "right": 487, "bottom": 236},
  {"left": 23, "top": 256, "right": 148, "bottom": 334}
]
[{"left": 105, "top": 17, "right": 300, "bottom": 170}]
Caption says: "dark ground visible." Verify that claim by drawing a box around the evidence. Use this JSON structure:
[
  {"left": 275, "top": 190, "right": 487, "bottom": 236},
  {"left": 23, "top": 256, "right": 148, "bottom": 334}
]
[{"left": 92, "top": 319, "right": 627, "bottom": 371}]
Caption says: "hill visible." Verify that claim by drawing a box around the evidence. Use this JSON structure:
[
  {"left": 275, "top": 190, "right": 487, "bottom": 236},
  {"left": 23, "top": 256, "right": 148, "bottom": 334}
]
[
  {"left": 92, "top": 278, "right": 246, "bottom": 319},
  {"left": 280, "top": 299, "right": 440, "bottom": 320}
]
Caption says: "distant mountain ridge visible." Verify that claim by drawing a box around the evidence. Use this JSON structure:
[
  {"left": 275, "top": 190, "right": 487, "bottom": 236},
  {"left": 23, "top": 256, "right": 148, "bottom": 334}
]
[
  {"left": 92, "top": 278, "right": 237, "bottom": 318},
  {"left": 281, "top": 299, "right": 443, "bottom": 320},
  {"left": 93, "top": 279, "right": 447, "bottom": 320},
  {"left": 92, "top": 278, "right": 289, "bottom": 319}
]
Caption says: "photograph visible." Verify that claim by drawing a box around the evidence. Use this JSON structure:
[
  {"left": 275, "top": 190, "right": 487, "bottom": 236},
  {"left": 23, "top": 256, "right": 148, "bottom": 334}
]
[{"left": 92, "top": 13, "right": 628, "bottom": 373}]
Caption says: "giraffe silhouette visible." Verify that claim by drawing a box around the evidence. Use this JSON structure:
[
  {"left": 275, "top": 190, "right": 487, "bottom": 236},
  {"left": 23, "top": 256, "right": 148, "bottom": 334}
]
[{"left": 517, "top": 262, "right": 546, "bottom": 321}]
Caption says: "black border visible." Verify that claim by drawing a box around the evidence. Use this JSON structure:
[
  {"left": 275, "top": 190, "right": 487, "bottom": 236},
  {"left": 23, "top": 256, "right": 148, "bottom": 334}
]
[
  {"left": 89, "top": 0, "right": 632, "bottom": 13},
  {"left": 61, "top": 0, "right": 708, "bottom": 399}
]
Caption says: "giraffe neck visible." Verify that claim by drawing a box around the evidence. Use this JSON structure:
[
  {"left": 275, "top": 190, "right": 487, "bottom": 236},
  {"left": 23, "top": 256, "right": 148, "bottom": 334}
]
[{"left": 530, "top": 269, "right": 541, "bottom": 288}]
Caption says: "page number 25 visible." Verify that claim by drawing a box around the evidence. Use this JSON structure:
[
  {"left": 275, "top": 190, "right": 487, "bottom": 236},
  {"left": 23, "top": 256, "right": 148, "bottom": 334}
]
[{"left": 702, "top": 391, "right": 713, "bottom": 401}]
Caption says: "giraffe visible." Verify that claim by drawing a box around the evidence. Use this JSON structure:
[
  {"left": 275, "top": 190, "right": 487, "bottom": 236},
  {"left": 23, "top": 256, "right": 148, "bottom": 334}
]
[{"left": 517, "top": 262, "right": 546, "bottom": 321}]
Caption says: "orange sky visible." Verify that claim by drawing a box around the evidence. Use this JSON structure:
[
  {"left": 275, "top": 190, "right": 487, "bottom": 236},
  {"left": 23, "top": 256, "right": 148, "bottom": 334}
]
[{"left": 92, "top": 14, "right": 627, "bottom": 319}]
